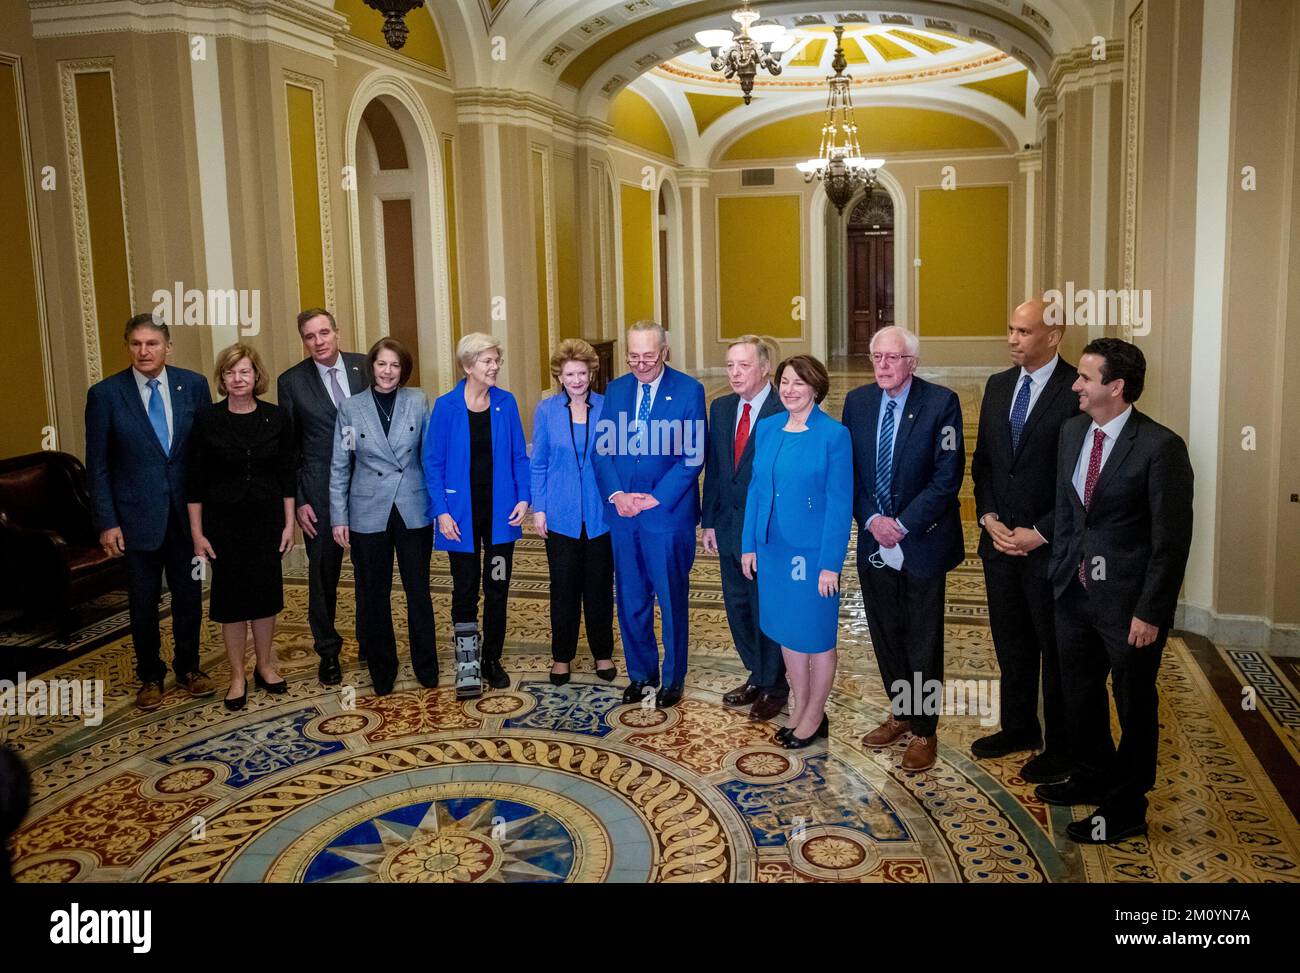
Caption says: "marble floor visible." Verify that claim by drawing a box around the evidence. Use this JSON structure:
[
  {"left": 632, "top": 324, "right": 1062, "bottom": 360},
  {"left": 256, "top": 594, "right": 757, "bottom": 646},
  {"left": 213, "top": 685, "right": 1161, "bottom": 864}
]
[{"left": 4, "top": 364, "right": 1299, "bottom": 883}]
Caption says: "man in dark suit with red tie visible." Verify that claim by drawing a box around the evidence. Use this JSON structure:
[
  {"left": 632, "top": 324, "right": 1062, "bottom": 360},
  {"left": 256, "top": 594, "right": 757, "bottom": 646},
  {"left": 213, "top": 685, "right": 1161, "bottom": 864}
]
[
  {"left": 702, "top": 335, "right": 788, "bottom": 721},
  {"left": 1040, "top": 338, "right": 1193, "bottom": 844},
  {"left": 970, "top": 298, "right": 1078, "bottom": 783}
]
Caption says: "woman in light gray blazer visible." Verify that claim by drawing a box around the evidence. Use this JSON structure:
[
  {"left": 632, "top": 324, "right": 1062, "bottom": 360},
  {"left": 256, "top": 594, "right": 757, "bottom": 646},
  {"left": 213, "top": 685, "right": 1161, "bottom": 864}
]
[{"left": 329, "top": 337, "right": 437, "bottom": 695}]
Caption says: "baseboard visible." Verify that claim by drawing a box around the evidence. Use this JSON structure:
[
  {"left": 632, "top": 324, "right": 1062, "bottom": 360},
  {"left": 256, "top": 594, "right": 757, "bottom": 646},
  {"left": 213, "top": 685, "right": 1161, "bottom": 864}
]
[{"left": 1176, "top": 602, "right": 1300, "bottom": 657}]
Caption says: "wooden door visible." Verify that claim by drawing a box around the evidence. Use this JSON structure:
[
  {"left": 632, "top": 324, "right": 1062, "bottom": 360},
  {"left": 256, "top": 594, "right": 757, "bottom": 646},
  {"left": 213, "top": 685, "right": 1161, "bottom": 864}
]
[{"left": 847, "top": 232, "right": 894, "bottom": 355}]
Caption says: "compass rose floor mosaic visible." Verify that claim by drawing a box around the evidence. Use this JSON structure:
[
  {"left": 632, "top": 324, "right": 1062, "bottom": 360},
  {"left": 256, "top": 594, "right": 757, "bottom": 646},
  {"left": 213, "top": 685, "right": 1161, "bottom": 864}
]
[{"left": 4, "top": 371, "right": 1299, "bottom": 883}]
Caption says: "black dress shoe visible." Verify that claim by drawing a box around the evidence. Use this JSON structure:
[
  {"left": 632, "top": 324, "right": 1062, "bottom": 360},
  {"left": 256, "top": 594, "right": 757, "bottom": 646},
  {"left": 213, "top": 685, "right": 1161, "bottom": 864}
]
[
  {"left": 549, "top": 667, "right": 571, "bottom": 686},
  {"left": 657, "top": 686, "right": 684, "bottom": 708},
  {"left": 622, "top": 681, "right": 656, "bottom": 705},
  {"left": 254, "top": 670, "right": 288, "bottom": 694},
  {"left": 1036, "top": 779, "right": 1108, "bottom": 807},
  {"left": 722, "top": 683, "right": 759, "bottom": 707},
  {"left": 223, "top": 686, "right": 248, "bottom": 712},
  {"left": 750, "top": 691, "right": 788, "bottom": 722},
  {"left": 780, "top": 715, "right": 829, "bottom": 749},
  {"left": 595, "top": 663, "right": 617, "bottom": 682},
  {"left": 373, "top": 681, "right": 394, "bottom": 697},
  {"left": 1066, "top": 811, "right": 1147, "bottom": 844},
  {"left": 417, "top": 671, "right": 440, "bottom": 689},
  {"left": 1020, "top": 750, "right": 1072, "bottom": 784},
  {"left": 318, "top": 656, "right": 342, "bottom": 686},
  {"left": 970, "top": 729, "right": 1042, "bottom": 759},
  {"left": 482, "top": 659, "right": 510, "bottom": 689}
]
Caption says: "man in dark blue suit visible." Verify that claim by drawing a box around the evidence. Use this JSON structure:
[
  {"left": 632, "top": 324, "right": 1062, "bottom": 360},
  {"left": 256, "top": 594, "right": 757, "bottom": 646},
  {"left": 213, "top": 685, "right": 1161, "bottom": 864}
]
[
  {"left": 592, "top": 321, "right": 706, "bottom": 707},
  {"left": 843, "top": 325, "right": 965, "bottom": 771},
  {"left": 85, "top": 313, "right": 214, "bottom": 710},
  {"left": 701, "top": 335, "right": 787, "bottom": 720}
]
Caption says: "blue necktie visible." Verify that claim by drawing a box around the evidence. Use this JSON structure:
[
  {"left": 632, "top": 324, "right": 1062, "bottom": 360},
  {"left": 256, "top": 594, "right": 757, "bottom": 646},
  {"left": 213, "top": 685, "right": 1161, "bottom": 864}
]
[
  {"left": 146, "top": 378, "right": 170, "bottom": 453},
  {"left": 637, "top": 383, "right": 652, "bottom": 428},
  {"left": 875, "top": 399, "right": 896, "bottom": 517},
  {"left": 1009, "top": 374, "right": 1032, "bottom": 452}
]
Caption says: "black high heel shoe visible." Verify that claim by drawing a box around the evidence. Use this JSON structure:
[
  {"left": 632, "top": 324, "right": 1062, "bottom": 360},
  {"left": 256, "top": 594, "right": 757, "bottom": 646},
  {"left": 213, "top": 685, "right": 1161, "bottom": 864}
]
[
  {"left": 780, "top": 715, "right": 829, "bottom": 750},
  {"left": 224, "top": 685, "right": 248, "bottom": 711},
  {"left": 254, "top": 669, "right": 288, "bottom": 694},
  {"left": 774, "top": 725, "right": 794, "bottom": 743},
  {"left": 549, "top": 667, "right": 571, "bottom": 686},
  {"left": 595, "top": 664, "right": 617, "bottom": 682}
]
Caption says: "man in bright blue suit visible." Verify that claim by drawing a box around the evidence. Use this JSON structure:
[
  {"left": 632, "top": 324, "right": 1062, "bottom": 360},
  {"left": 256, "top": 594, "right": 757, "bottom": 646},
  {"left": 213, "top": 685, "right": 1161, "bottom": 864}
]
[
  {"left": 592, "top": 320, "right": 706, "bottom": 707},
  {"left": 842, "top": 325, "right": 965, "bottom": 772},
  {"left": 84, "top": 313, "right": 214, "bottom": 711}
]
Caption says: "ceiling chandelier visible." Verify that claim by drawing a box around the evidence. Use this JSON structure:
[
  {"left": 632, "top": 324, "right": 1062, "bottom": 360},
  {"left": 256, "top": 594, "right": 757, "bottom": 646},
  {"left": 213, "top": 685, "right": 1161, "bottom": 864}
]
[
  {"left": 795, "top": 26, "right": 885, "bottom": 214},
  {"left": 363, "top": 0, "right": 424, "bottom": 51},
  {"left": 694, "top": 1, "right": 795, "bottom": 105}
]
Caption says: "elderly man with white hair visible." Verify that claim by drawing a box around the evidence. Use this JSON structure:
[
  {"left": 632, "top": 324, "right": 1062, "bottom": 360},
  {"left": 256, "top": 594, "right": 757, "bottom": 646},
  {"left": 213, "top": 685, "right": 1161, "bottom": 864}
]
[{"left": 842, "top": 325, "right": 965, "bottom": 771}]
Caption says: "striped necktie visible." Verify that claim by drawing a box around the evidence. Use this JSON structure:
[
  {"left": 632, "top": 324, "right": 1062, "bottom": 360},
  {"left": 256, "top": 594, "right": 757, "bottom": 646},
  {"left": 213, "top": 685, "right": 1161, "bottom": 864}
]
[{"left": 875, "top": 399, "right": 896, "bottom": 517}]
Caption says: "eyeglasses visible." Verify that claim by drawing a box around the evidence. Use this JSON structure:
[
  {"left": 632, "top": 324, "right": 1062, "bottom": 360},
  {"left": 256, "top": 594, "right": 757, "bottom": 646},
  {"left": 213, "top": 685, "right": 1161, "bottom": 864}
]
[
  {"left": 870, "top": 352, "right": 915, "bottom": 366},
  {"left": 626, "top": 354, "right": 662, "bottom": 365}
]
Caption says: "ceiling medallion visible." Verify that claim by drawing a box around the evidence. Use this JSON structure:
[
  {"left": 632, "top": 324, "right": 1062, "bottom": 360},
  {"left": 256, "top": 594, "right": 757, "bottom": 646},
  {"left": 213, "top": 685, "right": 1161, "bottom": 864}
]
[
  {"left": 693, "top": 1, "right": 795, "bottom": 104},
  {"left": 796, "top": 27, "right": 885, "bottom": 214},
  {"left": 363, "top": 0, "right": 424, "bottom": 51}
]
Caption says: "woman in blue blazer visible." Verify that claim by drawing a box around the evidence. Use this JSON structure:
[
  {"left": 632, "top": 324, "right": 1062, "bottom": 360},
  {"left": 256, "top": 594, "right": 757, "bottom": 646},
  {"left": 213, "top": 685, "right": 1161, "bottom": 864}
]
[
  {"left": 423, "top": 333, "right": 531, "bottom": 689},
  {"left": 742, "top": 355, "right": 853, "bottom": 749},
  {"left": 531, "top": 339, "right": 615, "bottom": 686}
]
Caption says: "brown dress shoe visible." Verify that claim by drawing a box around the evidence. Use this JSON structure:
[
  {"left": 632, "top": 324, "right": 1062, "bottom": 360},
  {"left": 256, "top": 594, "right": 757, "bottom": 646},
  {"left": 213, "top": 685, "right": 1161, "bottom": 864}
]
[
  {"left": 862, "top": 717, "right": 911, "bottom": 747},
  {"left": 177, "top": 671, "right": 216, "bottom": 697},
  {"left": 136, "top": 681, "right": 164, "bottom": 711},
  {"left": 901, "top": 734, "right": 938, "bottom": 771},
  {"left": 722, "top": 683, "right": 759, "bottom": 707},
  {"left": 749, "top": 691, "right": 788, "bottom": 722}
]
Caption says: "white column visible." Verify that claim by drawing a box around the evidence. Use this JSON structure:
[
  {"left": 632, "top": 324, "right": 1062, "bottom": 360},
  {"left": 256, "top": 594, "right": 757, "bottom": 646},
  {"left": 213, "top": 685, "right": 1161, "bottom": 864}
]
[
  {"left": 1184, "top": 0, "right": 1236, "bottom": 612},
  {"left": 679, "top": 168, "right": 709, "bottom": 374},
  {"left": 1018, "top": 149, "right": 1041, "bottom": 298}
]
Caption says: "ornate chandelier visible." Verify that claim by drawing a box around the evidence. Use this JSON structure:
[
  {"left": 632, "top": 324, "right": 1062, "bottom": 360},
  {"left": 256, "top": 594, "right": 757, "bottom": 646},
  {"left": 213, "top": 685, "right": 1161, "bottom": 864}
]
[
  {"left": 363, "top": 0, "right": 425, "bottom": 51},
  {"left": 795, "top": 27, "right": 885, "bottom": 213},
  {"left": 694, "top": 2, "right": 795, "bottom": 105}
]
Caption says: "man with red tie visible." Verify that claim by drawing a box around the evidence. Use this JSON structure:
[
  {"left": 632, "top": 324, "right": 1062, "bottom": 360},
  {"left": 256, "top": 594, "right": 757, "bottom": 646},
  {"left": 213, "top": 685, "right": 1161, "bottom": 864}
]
[{"left": 702, "top": 335, "right": 788, "bottom": 721}]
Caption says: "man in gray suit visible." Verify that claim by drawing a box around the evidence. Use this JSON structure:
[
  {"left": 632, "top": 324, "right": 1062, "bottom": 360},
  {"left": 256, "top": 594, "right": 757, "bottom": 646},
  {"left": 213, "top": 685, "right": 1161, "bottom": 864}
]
[{"left": 277, "top": 309, "right": 369, "bottom": 685}]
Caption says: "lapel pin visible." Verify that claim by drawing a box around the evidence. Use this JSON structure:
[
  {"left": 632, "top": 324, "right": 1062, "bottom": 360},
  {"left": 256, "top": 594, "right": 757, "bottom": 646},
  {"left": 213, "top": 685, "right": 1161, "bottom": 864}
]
[
  {"left": 666, "top": 395, "right": 672, "bottom": 401},
  {"left": 908, "top": 413, "right": 913, "bottom": 419}
]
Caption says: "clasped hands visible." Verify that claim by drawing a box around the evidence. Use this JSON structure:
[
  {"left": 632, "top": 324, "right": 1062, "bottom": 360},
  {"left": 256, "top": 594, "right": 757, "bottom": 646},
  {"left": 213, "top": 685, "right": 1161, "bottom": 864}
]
[
  {"left": 612, "top": 492, "right": 659, "bottom": 518},
  {"left": 868, "top": 515, "right": 906, "bottom": 550},
  {"left": 982, "top": 514, "right": 1045, "bottom": 557}
]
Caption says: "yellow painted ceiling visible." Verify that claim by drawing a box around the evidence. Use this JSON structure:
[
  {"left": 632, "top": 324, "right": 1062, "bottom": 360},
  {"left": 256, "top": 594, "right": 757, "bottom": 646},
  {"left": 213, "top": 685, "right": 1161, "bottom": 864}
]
[
  {"left": 608, "top": 89, "right": 677, "bottom": 160},
  {"left": 889, "top": 28, "right": 957, "bottom": 54},
  {"left": 720, "top": 106, "right": 1005, "bottom": 161},
  {"left": 787, "top": 37, "right": 827, "bottom": 68},
  {"left": 960, "top": 69, "right": 1028, "bottom": 115},
  {"left": 560, "top": 0, "right": 735, "bottom": 89},
  {"left": 685, "top": 90, "right": 747, "bottom": 134},
  {"left": 335, "top": 0, "right": 446, "bottom": 71},
  {"left": 862, "top": 33, "right": 913, "bottom": 61}
]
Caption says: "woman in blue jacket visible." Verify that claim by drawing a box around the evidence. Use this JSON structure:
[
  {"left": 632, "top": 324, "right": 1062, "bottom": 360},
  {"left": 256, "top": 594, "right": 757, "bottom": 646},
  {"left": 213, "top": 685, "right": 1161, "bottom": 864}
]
[
  {"left": 742, "top": 355, "right": 853, "bottom": 749},
  {"left": 424, "top": 333, "right": 531, "bottom": 689},
  {"left": 531, "top": 339, "right": 615, "bottom": 686}
]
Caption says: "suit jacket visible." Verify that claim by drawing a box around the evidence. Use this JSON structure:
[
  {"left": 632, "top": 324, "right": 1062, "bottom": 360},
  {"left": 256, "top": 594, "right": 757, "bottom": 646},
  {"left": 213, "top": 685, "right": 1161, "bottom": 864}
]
[
  {"left": 422, "top": 380, "right": 531, "bottom": 552},
  {"left": 741, "top": 405, "right": 854, "bottom": 575},
  {"left": 971, "top": 359, "right": 1080, "bottom": 577},
  {"left": 530, "top": 390, "right": 608, "bottom": 540},
  {"left": 277, "top": 353, "right": 369, "bottom": 513},
  {"left": 591, "top": 365, "right": 706, "bottom": 534},
  {"left": 1049, "top": 409, "right": 1193, "bottom": 628},
  {"left": 701, "top": 387, "right": 785, "bottom": 554},
  {"left": 84, "top": 366, "right": 213, "bottom": 550},
  {"left": 330, "top": 387, "right": 432, "bottom": 534},
  {"left": 186, "top": 399, "right": 296, "bottom": 507},
  {"left": 841, "top": 376, "right": 965, "bottom": 578}
]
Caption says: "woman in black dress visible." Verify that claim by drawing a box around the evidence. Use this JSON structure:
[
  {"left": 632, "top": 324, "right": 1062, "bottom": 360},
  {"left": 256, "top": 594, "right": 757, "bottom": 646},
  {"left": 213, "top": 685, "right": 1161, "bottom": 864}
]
[{"left": 187, "top": 343, "right": 297, "bottom": 710}]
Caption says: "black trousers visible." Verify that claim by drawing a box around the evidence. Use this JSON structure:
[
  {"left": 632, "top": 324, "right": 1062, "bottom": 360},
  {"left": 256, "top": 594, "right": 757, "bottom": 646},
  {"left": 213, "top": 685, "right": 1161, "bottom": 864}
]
[
  {"left": 718, "top": 547, "right": 787, "bottom": 692},
  {"left": 983, "top": 557, "right": 1068, "bottom": 753},
  {"left": 303, "top": 515, "right": 345, "bottom": 658},
  {"left": 1056, "top": 579, "right": 1166, "bottom": 819},
  {"left": 545, "top": 528, "right": 614, "bottom": 663},
  {"left": 859, "top": 562, "right": 946, "bottom": 736},
  {"left": 448, "top": 482, "right": 514, "bottom": 662},
  {"left": 349, "top": 506, "right": 439, "bottom": 691},
  {"left": 123, "top": 509, "right": 202, "bottom": 683}
]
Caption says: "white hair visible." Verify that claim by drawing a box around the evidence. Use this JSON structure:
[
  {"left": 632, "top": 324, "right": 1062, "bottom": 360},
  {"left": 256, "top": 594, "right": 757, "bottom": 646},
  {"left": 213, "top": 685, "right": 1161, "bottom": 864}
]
[
  {"left": 869, "top": 325, "right": 920, "bottom": 358},
  {"left": 627, "top": 319, "right": 668, "bottom": 348},
  {"left": 457, "top": 332, "right": 502, "bottom": 370}
]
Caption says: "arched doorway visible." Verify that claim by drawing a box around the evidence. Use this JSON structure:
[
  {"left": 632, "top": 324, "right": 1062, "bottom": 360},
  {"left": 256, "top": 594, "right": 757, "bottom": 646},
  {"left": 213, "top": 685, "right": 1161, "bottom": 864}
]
[{"left": 845, "top": 190, "right": 895, "bottom": 357}]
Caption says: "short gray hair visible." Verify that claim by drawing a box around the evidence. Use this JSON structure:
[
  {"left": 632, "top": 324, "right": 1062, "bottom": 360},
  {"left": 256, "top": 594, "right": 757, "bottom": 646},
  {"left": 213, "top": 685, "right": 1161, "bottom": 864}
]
[
  {"left": 869, "top": 325, "right": 920, "bottom": 358},
  {"left": 457, "top": 332, "right": 502, "bottom": 370},
  {"left": 627, "top": 319, "right": 668, "bottom": 348},
  {"left": 728, "top": 334, "right": 777, "bottom": 367}
]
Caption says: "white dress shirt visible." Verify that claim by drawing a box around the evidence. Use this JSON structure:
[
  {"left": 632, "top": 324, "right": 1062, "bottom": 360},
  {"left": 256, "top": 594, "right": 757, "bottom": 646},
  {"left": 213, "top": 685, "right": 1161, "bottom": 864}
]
[
  {"left": 634, "top": 368, "right": 665, "bottom": 423},
  {"left": 1007, "top": 353, "right": 1059, "bottom": 421},
  {"left": 133, "top": 366, "right": 174, "bottom": 441},
  {"left": 735, "top": 383, "right": 772, "bottom": 438},
  {"left": 316, "top": 356, "right": 353, "bottom": 404},
  {"left": 1073, "top": 405, "right": 1133, "bottom": 501}
]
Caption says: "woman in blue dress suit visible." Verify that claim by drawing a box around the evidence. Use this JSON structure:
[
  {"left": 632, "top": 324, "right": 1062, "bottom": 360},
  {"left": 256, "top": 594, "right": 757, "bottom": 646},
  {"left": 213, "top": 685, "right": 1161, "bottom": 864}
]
[
  {"left": 742, "top": 355, "right": 853, "bottom": 749},
  {"left": 424, "top": 333, "right": 531, "bottom": 690},
  {"left": 530, "top": 339, "right": 616, "bottom": 685}
]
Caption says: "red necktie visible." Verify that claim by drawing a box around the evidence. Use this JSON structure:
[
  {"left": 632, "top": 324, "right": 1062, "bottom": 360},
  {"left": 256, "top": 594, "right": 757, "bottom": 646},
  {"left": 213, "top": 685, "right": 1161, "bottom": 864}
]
[
  {"left": 734, "top": 402, "right": 752, "bottom": 469},
  {"left": 1078, "top": 429, "right": 1106, "bottom": 587}
]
